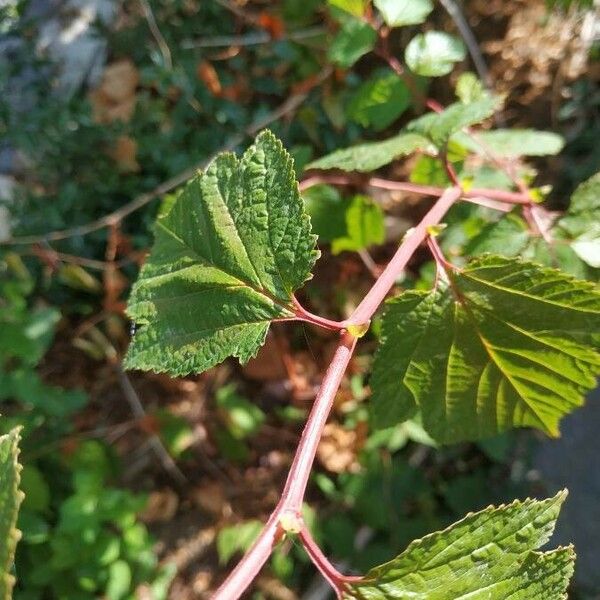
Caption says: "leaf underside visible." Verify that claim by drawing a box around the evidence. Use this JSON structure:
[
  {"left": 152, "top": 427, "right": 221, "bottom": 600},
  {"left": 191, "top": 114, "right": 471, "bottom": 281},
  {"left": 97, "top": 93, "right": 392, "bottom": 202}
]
[
  {"left": 0, "top": 428, "right": 23, "bottom": 600},
  {"left": 344, "top": 491, "right": 574, "bottom": 599},
  {"left": 125, "top": 130, "right": 318, "bottom": 376},
  {"left": 371, "top": 254, "right": 600, "bottom": 443}
]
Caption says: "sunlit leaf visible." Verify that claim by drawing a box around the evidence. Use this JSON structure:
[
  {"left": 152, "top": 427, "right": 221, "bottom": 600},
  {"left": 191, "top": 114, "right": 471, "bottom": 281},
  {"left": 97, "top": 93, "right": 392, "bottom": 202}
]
[
  {"left": 405, "top": 31, "right": 466, "bottom": 77},
  {"left": 371, "top": 255, "right": 600, "bottom": 443},
  {"left": 307, "top": 132, "right": 432, "bottom": 172},
  {"left": 332, "top": 195, "right": 385, "bottom": 254},
  {"left": 125, "top": 131, "right": 318, "bottom": 377},
  {"left": 344, "top": 492, "right": 574, "bottom": 599},
  {"left": 374, "top": 0, "right": 433, "bottom": 27},
  {"left": 347, "top": 69, "right": 411, "bottom": 131},
  {"left": 407, "top": 97, "right": 499, "bottom": 147},
  {"left": 0, "top": 428, "right": 23, "bottom": 600},
  {"left": 460, "top": 129, "right": 565, "bottom": 157},
  {"left": 329, "top": 16, "right": 376, "bottom": 68}
]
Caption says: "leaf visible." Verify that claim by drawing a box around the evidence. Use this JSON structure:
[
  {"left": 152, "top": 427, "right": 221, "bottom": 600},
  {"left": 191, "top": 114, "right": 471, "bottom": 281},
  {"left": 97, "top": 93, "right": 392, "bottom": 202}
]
[
  {"left": 344, "top": 492, "right": 574, "bottom": 599},
  {"left": 302, "top": 185, "right": 348, "bottom": 241},
  {"left": 0, "top": 428, "right": 24, "bottom": 600},
  {"left": 374, "top": 0, "right": 433, "bottom": 26},
  {"left": 328, "top": 16, "right": 377, "bottom": 68},
  {"left": 347, "top": 69, "right": 412, "bottom": 131},
  {"left": 460, "top": 129, "right": 565, "bottom": 158},
  {"left": 407, "top": 97, "right": 499, "bottom": 147},
  {"left": 328, "top": 0, "right": 367, "bottom": 17},
  {"left": 125, "top": 131, "right": 318, "bottom": 377},
  {"left": 307, "top": 132, "right": 432, "bottom": 172},
  {"left": 217, "top": 520, "right": 264, "bottom": 564},
  {"left": 455, "top": 72, "right": 486, "bottom": 104},
  {"left": 405, "top": 31, "right": 466, "bottom": 77},
  {"left": 371, "top": 255, "right": 600, "bottom": 443},
  {"left": 332, "top": 195, "right": 385, "bottom": 254},
  {"left": 557, "top": 173, "right": 600, "bottom": 269}
]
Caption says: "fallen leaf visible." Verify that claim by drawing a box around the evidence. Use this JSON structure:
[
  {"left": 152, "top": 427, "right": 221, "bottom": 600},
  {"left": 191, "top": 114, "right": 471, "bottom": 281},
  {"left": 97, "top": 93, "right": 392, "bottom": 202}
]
[
  {"left": 89, "top": 59, "right": 139, "bottom": 123},
  {"left": 140, "top": 488, "right": 179, "bottom": 522},
  {"left": 317, "top": 422, "right": 365, "bottom": 473},
  {"left": 109, "top": 135, "right": 140, "bottom": 173},
  {"left": 197, "top": 60, "right": 222, "bottom": 96}
]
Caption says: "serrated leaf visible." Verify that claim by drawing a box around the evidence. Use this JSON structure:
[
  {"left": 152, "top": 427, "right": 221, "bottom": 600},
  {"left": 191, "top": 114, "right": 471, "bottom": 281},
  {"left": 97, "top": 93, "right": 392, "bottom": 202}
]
[
  {"left": 405, "top": 31, "right": 466, "bottom": 77},
  {"left": 371, "top": 255, "right": 600, "bottom": 443},
  {"left": 347, "top": 69, "right": 411, "bottom": 131},
  {"left": 374, "top": 0, "right": 433, "bottom": 27},
  {"left": 125, "top": 131, "right": 318, "bottom": 377},
  {"left": 344, "top": 492, "right": 574, "bottom": 599},
  {"left": 307, "top": 132, "right": 432, "bottom": 172},
  {"left": 328, "top": 16, "right": 376, "bottom": 68},
  {"left": 0, "top": 428, "right": 24, "bottom": 600},
  {"left": 407, "top": 97, "right": 499, "bottom": 147},
  {"left": 460, "top": 129, "right": 565, "bottom": 158},
  {"left": 332, "top": 195, "right": 385, "bottom": 254}
]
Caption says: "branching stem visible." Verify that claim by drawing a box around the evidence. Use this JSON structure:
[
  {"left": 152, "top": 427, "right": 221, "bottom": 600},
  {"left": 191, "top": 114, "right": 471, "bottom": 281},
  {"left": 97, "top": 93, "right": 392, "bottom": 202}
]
[{"left": 214, "top": 186, "right": 463, "bottom": 599}]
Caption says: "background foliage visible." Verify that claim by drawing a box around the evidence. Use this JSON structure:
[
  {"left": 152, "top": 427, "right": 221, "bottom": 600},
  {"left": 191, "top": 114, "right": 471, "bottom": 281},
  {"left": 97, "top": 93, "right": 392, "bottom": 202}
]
[{"left": 0, "top": 0, "right": 599, "bottom": 597}]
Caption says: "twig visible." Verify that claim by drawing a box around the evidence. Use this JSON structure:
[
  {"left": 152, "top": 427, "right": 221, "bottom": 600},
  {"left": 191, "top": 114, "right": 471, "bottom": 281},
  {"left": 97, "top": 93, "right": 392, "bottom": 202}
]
[
  {"left": 437, "top": 0, "right": 493, "bottom": 90},
  {"left": 182, "top": 26, "right": 326, "bottom": 49},
  {"left": 2, "top": 68, "right": 331, "bottom": 247},
  {"left": 115, "top": 365, "right": 188, "bottom": 486},
  {"left": 213, "top": 187, "right": 464, "bottom": 599},
  {"left": 300, "top": 173, "right": 532, "bottom": 206},
  {"left": 139, "top": 0, "right": 173, "bottom": 70}
]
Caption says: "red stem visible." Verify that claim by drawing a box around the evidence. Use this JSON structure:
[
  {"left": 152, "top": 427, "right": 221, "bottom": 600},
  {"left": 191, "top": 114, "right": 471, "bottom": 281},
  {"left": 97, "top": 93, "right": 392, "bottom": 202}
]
[
  {"left": 348, "top": 186, "right": 462, "bottom": 326},
  {"left": 300, "top": 174, "right": 531, "bottom": 206},
  {"left": 213, "top": 332, "right": 356, "bottom": 600},
  {"left": 298, "top": 525, "right": 362, "bottom": 599}
]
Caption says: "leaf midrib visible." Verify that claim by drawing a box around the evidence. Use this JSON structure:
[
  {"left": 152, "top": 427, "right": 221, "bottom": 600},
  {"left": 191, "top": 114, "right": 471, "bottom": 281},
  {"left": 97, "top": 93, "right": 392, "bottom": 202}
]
[{"left": 156, "top": 219, "right": 295, "bottom": 315}]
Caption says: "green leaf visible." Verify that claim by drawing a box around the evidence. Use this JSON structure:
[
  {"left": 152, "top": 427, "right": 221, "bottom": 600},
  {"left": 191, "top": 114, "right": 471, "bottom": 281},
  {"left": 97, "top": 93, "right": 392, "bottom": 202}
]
[
  {"left": 106, "top": 560, "right": 131, "bottom": 600},
  {"left": 557, "top": 173, "right": 600, "bottom": 269},
  {"left": 332, "top": 195, "right": 385, "bottom": 254},
  {"left": 371, "top": 255, "right": 600, "bottom": 443},
  {"left": 407, "top": 97, "right": 499, "bottom": 147},
  {"left": 460, "top": 129, "right": 565, "bottom": 158},
  {"left": 329, "top": 16, "right": 377, "bottom": 68},
  {"left": 328, "top": 0, "right": 367, "bottom": 17},
  {"left": 217, "top": 520, "right": 263, "bottom": 564},
  {"left": 216, "top": 384, "right": 265, "bottom": 439},
  {"left": 455, "top": 72, "right": 486, "bottom": 104},
  {"left": 344, "top": 492, "right": 574, "bottom": 599},
  {"left": 307, "top": 132, "right": 433, "bottom": 172},
  {"left": 374, "top": 0, "right": 433, "bottom": 26},
  {"left": 405, "top": 31, "right": 466, "bottom": 77},
  {"left": 125, "top": 131, "right": 318, "bottom": 377},
  {"left": 0, "top": 428, "right": 24, "bottom": 600},
  {"left": 302, "top": 185, "right": 348, "bottom": 241},
  {"left": 410, "top": 155, "right": 451, "bottom": 186},
  {"left": 347, "top": 69, "right": 412, "bottom": 131}
]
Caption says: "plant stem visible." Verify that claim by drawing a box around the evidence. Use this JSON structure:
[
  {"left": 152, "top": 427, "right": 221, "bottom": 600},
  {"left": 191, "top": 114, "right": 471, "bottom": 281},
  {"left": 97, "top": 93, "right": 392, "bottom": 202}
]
[
  {"left": 292, "top": 296, "right": 347, "bottom": 331},
  {"left": 298, "top": 525, "right": 362, "bottom": 599},
  {"left": 300, "top": 174, "right": 532, "bottom": 206},
  {"left": 213, "top": 331, "right": 357, "bottom": 600},
  {"left": 348, "top": 186, "right": 462, "bottom": 326}
]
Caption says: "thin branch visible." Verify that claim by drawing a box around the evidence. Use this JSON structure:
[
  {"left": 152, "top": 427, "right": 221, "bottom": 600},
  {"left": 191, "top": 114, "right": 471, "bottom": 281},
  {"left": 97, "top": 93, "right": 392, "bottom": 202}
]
[
  {"left": 348, "top": 186, "right": 462, "bottom": 326},
  {"left": 298, "top": 526, "right": 361, "bottom": 599},
  {"left": 182, "top": 26, "right": 325, "bottom": 49},
  {"left": 115, "top": 366, "right": 187, "bottom": 486},
  {"left": 213, "top": 332, "right": 357, "bottom": 600},
  {"left": 300, "top": 173, "right": 532, "bottom": 205},
  {"left": 139, "top": 0, "right": 173, "bottom": 70},
  {"left": 2, "top": 68, "right": 332, "bottom": 247},
  {"left": 437, "top": 0, "right": 492, "bottom": 90}
]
